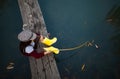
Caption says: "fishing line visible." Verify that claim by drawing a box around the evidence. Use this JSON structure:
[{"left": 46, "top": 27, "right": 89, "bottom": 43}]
[
  {"left": 59, "top": 41, "right": 90, "bottom": 52},
  {"left": 55, "top": 40, "right": 94, "bottom": 63}
]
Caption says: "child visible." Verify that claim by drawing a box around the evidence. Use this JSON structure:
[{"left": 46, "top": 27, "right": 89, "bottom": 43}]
[{"left": 18, "top": 30, "right": 59, "bottom": 59}]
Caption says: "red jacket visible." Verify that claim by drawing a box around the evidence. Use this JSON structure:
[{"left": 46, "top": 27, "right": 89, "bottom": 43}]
[{"left": 19, "top": 36, "right": 45, "bottom": 59}]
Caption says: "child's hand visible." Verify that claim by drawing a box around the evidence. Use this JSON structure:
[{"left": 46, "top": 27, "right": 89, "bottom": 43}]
[
  {"left": 44, "top": 51, "right": 51, "bottom": 55},
  {"left": 40, "top": 35, "right": 44, "bottom": 42},
  {"left": 30, "top": 40, "right": 35, "bottom": 46}
]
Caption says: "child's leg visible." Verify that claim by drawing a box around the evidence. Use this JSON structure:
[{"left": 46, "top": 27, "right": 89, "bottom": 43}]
[
  {"left": 41, "top": 37, "right": 57, "bottom": 46},
  {"left": 43, "top": 46, "right": 59, "bottom": 54}
]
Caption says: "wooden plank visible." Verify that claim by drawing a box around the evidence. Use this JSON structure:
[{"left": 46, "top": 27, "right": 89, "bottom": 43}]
[{"left": 18, "top": 0, "right": 61, "bottom": 79}]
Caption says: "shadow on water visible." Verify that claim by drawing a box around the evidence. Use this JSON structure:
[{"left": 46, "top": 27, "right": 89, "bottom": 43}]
[{"left": 106, "top": 4, "right": 120, "bottom": 55}]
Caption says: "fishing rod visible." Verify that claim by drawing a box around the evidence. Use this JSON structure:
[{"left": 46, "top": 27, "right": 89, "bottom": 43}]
[
  {"left": 55, "top": 40, "right": 94, "bottom": 63},
  {"left": 43, "top": 40, "right": 94, "bottom": 54},
  {"left": 59, "top": 40, "right": 94, "bottom": 52}
]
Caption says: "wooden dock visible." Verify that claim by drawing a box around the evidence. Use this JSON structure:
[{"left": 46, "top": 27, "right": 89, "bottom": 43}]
[{"left": 18, "top": 0, "right": 61, "bottom": 79}]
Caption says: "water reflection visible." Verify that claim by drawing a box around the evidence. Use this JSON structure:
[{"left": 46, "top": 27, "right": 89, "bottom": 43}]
[{"left": 106, "top": 5, "right": 120, "bottom": 55}]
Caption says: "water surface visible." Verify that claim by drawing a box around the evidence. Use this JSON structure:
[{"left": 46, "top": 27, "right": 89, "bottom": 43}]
[{"left": 0, "top": 0, "right": 120, "bottom": 79}]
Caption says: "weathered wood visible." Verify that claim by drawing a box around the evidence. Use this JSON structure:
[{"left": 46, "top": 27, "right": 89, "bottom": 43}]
[{"left": 18, "top": 0, "right": 61, "bottom": 79}]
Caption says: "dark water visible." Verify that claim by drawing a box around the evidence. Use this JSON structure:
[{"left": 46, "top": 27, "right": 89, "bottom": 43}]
[{"left": 0, "top": 0, "right": 120, "bottom": 79}]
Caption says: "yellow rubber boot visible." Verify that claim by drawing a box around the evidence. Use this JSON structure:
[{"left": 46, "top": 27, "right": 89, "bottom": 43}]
[
  {"left": 41, "top": 37, "right": 57, "bottom": 46},
  {"left": 43, "top": 46, "right": 59, "bottom": 54}
]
